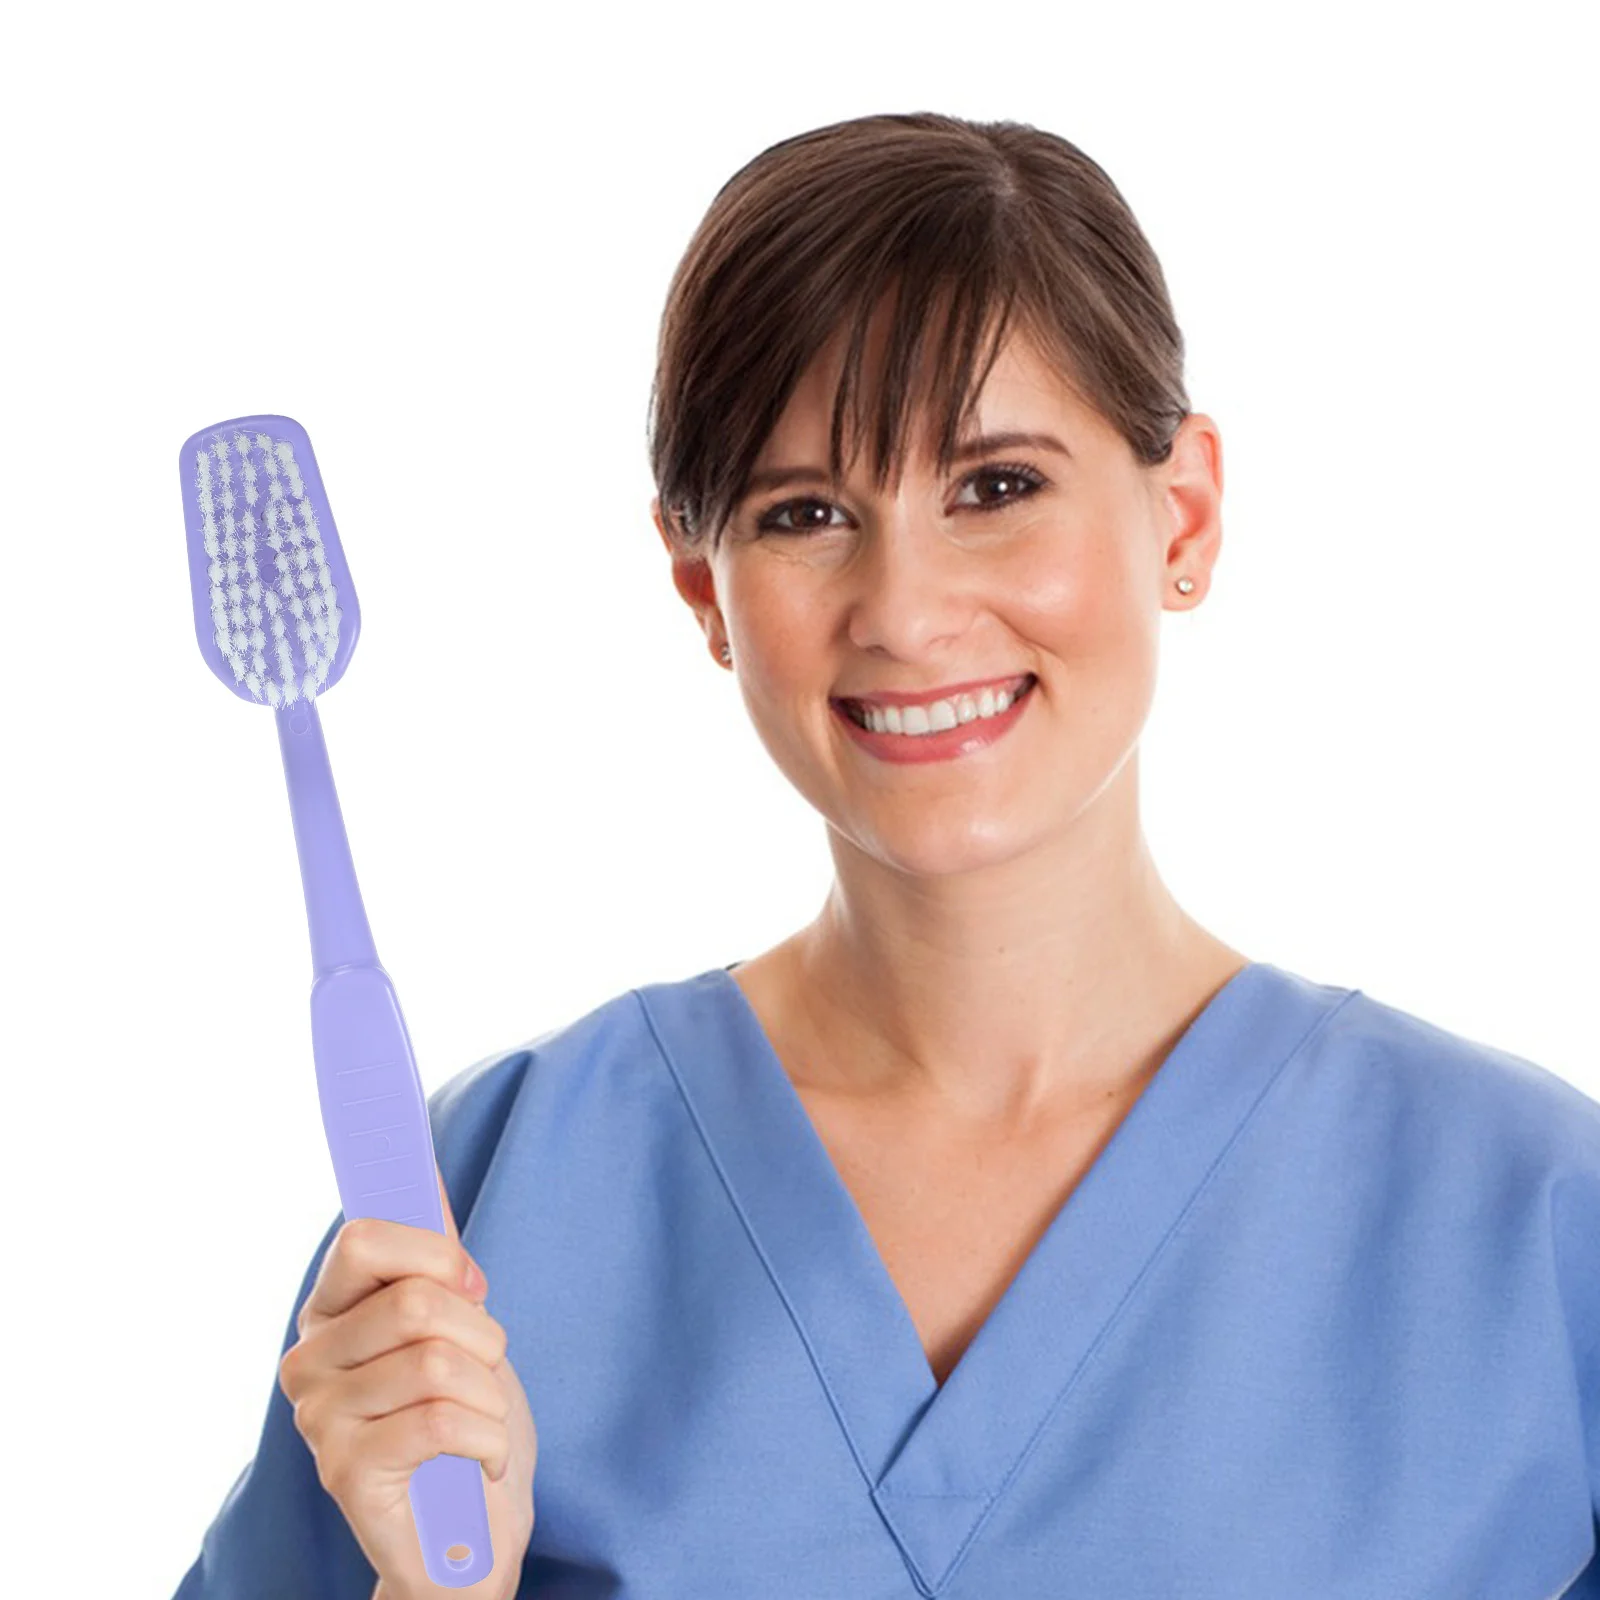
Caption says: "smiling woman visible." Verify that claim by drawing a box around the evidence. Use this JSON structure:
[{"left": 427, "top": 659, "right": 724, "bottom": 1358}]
[
  {"left": 643, "top": 111, "right": 1237, "bottom": 1124},
  {"left": 175, "top": 111, "right": 1600, "bottom": 1600}
]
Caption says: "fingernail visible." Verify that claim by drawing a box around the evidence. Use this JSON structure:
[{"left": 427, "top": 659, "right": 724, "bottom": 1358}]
[{"left": 463, "top": 1256, "right": 485, "bottom": 1294}]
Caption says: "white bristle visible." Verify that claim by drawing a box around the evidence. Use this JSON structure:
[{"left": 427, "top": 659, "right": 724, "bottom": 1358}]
[
  {"left": 274, "top": 439, "right": 304, "bottom": 499},
  {"left": 196, "top": 427, "right": 340, "bottom": 704}
]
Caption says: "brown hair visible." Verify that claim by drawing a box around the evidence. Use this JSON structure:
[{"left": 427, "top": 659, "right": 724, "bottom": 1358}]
[{"left": 647, "top": 111, "right": 1191, "bottom": 555}]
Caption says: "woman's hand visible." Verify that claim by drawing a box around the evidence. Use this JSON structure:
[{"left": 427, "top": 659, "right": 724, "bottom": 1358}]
[{"left": 278, "top": 1164, "right": 538, "bottom": 1598}]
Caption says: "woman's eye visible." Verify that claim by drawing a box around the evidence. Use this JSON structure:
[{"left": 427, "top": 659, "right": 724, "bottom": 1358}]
[
  {"left": 755, "top": 461, "right": 1046, "bottom": 535},
  {"left": 758, "top": 498, "right": 846, "bottom": 535},
  {"left": 955, "top": 463, "right": 1046, "bottom": 510}
]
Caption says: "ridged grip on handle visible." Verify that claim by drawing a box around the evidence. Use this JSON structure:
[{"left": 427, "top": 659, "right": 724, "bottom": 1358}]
[{"left": 312, "top": 964, "right": 495, "bottom": 1587}]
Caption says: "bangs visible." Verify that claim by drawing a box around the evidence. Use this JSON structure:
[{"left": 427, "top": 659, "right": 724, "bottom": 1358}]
[
  {"left": 812, "top": 265, "right": 1032, "bottom": 502},
  {"left": 649, "top": 114, "right": 1187, "bottom": 555}
]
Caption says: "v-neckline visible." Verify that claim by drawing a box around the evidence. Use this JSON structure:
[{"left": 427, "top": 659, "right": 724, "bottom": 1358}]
[
  {"left": 635, "top": 957, "right": 1353, "bottom": 1595},
  {"left": 721, "top": 956, "right": 1208, "bottom": 1393}
]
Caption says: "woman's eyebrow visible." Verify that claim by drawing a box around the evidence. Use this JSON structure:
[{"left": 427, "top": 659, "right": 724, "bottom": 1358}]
[{"left": 739, "top": 430, "right": 1073, "bottom": 499}]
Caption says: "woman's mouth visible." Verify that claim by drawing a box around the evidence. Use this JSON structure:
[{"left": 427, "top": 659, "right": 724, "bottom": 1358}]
[{"left": 831, "top": 675, "right": 1038, "bottom": 764}]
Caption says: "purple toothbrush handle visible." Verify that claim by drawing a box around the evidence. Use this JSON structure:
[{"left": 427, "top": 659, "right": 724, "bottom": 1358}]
[
  {"left": 279, "top": 698, "right": 495, "bottom": 1589},
  {"left": 311, "top": 966, "right": 495, "bottom": 1588}
]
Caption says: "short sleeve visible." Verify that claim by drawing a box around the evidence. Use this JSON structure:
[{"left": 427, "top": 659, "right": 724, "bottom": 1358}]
[{"left": 1554, "top": 1161, "right": 1600, "bottom": 1530}]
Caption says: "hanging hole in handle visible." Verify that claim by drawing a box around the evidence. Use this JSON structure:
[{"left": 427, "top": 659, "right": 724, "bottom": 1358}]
[{"left": 445, "top": 1544, "right": 472, "bottom": 1570}]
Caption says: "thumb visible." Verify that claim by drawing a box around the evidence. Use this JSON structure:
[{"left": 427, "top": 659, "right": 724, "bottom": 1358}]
[{"left": 435, "top": 1159, "right": 461, "bottom": 1250}]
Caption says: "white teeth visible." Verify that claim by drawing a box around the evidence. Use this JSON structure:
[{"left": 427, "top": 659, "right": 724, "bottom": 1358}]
[{"left": 850, "top": 682, "right": 1027, "bottom": 735}]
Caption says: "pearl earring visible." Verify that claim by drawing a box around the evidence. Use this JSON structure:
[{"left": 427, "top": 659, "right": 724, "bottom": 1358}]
[
  {"left": 1176, "top": 576, "right": 1195, "bottom": 595},
  {"left": 720, "top": 644, "right": 732, "bottom": 663}
]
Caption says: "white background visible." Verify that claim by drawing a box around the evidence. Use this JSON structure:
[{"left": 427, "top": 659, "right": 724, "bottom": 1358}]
[{"left": 2, "top": 1, "right": 1594, "bottom": 1592}]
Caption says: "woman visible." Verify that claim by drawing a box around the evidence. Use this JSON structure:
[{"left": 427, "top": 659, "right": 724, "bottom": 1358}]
[{"left": 176, "top": 112, "right": 1600, "bottom": 1600}]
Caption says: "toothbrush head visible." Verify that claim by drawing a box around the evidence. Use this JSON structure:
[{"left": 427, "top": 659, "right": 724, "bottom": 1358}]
[{"left": 178, "top": 413, "right": 361, "bottom": 707}]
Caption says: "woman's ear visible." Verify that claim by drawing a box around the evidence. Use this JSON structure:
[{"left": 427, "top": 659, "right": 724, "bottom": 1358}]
[{"left": 651, "top": 496, "right": 673, "bottom": 551}]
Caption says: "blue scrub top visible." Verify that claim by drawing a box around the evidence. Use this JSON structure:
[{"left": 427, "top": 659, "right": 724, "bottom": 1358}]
[{"left": 174, "top": 960, "right": 1600, "bottom": 1598}]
